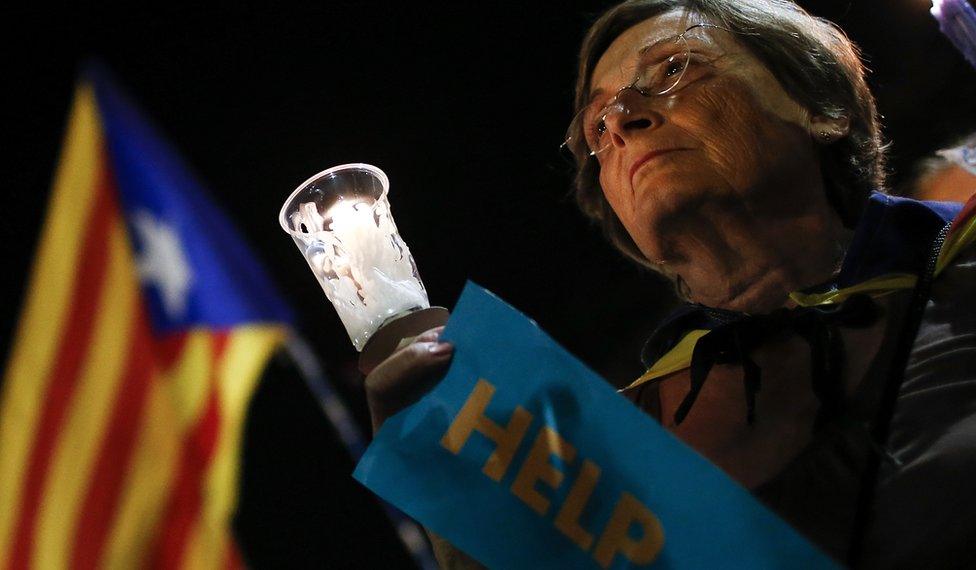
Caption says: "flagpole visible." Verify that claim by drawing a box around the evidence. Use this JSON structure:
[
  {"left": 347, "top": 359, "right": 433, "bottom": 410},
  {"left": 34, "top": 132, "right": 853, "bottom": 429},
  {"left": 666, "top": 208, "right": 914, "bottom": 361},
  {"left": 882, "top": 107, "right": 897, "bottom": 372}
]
[{"left": 283, "top": 335, "right": 439, "bottom": 570}]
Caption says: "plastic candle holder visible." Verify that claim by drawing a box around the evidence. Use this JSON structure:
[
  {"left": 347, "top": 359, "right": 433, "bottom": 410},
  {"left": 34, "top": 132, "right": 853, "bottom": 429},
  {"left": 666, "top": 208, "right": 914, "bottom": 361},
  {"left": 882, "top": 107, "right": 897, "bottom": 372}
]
[{"left": 279, "top": 163, "right": 447, "bottom": 372}]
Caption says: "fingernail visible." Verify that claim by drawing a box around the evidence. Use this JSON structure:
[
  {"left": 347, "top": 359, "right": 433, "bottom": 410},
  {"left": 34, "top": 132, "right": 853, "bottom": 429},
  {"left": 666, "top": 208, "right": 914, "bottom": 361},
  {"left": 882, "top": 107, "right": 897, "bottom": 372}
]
[
  {"left": 428, "top": 342, "right": 453, "bottom": 355},
  {"left": 415, "top": 330, "right": 440, "bottom": 343}
]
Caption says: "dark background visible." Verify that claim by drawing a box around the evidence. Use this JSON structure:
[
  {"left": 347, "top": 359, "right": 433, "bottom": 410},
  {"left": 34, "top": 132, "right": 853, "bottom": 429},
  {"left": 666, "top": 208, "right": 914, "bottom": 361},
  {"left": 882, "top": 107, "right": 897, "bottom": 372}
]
[{"left": 3, "top": 1, "right": 976, "bottom": 567}]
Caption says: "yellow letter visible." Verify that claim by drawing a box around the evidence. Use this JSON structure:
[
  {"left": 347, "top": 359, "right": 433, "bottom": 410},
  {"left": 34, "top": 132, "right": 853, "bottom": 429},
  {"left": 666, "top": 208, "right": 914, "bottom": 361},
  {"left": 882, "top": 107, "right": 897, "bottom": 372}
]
[
  {"left": 554, "top": 459, "right": 601, "bottom": 551},
  {"left": 440, "top": 379, "right": 533, "bottom": 481},
  {"left": 593, "top": 492, "right": 664, "bottom": 568},
  {"left": 510, "top": 426, "right": 576, "bottom": 515}
]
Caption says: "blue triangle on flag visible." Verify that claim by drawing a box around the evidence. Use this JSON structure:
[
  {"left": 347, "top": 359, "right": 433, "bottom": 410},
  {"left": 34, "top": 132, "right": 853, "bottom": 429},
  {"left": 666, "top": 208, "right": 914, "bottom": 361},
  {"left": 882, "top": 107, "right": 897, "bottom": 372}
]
[{"left": 84, "top": 61, "right": 294, "bottom": 334}]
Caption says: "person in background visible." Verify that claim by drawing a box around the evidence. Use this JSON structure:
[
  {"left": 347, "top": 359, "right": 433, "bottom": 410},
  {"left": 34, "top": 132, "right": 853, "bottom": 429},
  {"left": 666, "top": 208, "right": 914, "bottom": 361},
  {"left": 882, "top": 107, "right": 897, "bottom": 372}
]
[
  {"left": 909, "top": 134, "right": 976, "bottom": 203},
  {"left": 362, "top": 1, "right": 976, "bottom": 567}
]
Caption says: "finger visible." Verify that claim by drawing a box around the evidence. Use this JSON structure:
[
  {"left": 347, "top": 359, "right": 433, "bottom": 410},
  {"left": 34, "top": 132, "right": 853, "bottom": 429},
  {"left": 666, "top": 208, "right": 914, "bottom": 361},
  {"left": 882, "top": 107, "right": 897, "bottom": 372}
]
[
  {"left": 366, "top": 341, "right": 454, "bottom": 432},
  {"left": 391, "top": 326, "right": 447, "bottom": 357},
  {"left": 367, "top": 340, "right": 454, "bottom": 402}
]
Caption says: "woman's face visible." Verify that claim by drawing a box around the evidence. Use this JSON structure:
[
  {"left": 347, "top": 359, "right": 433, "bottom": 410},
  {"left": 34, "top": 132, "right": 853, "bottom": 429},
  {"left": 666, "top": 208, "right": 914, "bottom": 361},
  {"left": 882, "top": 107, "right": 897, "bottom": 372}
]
[{"left": 589, "top": 10, "right": 842, "bottom": 311}]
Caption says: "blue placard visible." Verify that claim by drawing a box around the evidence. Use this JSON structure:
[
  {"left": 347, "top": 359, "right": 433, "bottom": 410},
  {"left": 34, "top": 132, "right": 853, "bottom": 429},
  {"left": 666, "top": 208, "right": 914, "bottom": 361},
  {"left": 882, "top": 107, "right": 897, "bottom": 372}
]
[{"left": 353, "top": 282, "right": 836, "bottom": 569}]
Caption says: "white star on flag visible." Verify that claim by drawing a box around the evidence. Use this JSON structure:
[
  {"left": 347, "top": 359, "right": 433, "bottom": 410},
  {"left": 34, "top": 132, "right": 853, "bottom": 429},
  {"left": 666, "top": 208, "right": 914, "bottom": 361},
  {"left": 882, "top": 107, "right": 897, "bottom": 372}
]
[{"left": 132, "top": 209, "right": 194, "bottom": 319}]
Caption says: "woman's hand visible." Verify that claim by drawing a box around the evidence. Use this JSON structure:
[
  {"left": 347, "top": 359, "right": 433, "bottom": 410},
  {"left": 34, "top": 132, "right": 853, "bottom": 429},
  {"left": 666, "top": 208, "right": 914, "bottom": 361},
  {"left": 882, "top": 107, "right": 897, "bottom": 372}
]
[
  {"left": 364, "top": 326, "right": 454, "bottom": 435},
  {"left": 364, "top": 327, "right": 485, "bottom": 568}
]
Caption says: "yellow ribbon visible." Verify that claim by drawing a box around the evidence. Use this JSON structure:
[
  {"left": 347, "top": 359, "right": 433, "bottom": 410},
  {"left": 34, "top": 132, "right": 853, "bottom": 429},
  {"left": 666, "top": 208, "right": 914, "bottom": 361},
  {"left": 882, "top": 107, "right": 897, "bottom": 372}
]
[
  {"left": 622, "top": 213, "right": 976, "bottom": 393},
  {"left": 621, "top": 330, "right": 708, "bottom": 391}
]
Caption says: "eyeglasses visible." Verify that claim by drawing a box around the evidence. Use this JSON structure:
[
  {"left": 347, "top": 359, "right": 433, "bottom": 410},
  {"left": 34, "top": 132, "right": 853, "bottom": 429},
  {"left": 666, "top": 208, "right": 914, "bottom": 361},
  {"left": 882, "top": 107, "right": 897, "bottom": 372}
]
[{"left": 564, "top": 23, "right": 728, "bottom": 158}]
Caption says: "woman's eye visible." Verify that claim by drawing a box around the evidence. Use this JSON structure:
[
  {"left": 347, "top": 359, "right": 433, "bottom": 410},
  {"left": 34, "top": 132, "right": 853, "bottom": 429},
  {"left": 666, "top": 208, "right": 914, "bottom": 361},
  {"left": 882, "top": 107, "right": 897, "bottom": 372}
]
[
  {"left": 586, "top": 118, "right": 608, "bottom": 145},
  {"left": 595, "top": 119, "right": 608, "bottom": 136},
  {"left": 664, "top": 57, "right": 686, "bottom": 77},
  {"left": 655, "top": 54, "right": 710, "bottom": 93}
]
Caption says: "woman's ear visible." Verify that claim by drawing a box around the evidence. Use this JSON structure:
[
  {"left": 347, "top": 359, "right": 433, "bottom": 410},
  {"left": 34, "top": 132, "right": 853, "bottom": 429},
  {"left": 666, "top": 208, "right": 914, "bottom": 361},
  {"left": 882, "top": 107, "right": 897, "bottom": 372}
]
[{"left": 810, "top": 115, "right": 851, "bottom": 144}]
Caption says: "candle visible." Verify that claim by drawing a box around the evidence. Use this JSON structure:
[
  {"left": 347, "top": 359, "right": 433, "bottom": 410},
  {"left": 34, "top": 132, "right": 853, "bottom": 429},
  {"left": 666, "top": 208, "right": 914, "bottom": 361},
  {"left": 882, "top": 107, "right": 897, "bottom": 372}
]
[{"left": 281, "top": 164, "right": 431, "bottom": 351}]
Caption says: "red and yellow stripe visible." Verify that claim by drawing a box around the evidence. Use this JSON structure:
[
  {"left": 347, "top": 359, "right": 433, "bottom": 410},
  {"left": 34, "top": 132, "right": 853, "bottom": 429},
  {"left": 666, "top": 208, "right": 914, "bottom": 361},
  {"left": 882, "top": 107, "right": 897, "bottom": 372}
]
[{"left": 0, "top": 83, "right": 285, "bottom": 569}]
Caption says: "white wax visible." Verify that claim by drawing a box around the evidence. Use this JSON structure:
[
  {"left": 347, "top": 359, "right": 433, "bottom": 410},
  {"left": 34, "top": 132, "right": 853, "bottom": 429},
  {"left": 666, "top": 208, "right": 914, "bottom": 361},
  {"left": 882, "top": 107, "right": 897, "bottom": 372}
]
[{"left": 291, "top": 198, "right": 429, "bottom": 350}]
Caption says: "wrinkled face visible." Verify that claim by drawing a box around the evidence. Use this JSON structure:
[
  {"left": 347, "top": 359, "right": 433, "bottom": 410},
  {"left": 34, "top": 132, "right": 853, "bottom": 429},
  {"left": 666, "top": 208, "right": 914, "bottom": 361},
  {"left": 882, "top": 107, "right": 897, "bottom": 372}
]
[{"left": 590, "top": 9, "right": 841, "bottom": 298}]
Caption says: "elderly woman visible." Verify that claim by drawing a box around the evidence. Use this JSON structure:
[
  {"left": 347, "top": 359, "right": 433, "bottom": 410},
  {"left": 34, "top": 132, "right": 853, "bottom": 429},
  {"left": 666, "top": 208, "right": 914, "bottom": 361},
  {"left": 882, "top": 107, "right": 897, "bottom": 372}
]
[{"left": 365, "top": 0, "right": 976, "bottom": 567}]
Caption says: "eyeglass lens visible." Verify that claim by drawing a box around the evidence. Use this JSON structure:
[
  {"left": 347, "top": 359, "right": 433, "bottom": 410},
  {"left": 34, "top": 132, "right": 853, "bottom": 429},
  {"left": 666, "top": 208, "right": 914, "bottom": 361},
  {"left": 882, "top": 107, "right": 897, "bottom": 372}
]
[{"left": 567, "top": 33, "right": 691, "bottom": 156}]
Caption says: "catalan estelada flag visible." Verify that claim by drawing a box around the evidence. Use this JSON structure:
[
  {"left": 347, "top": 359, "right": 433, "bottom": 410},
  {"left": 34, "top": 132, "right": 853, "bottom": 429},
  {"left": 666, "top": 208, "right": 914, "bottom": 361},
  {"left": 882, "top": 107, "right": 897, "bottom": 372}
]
[{"left": 0, "top": 63, "right": 293, "bottom": 569}]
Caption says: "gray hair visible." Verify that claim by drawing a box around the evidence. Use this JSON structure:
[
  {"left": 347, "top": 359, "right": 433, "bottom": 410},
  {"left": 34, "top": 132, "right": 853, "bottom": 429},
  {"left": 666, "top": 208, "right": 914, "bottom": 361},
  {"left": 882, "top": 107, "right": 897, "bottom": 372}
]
[{"left": 569, "top": 0, "right": 886, "bottom": 269}]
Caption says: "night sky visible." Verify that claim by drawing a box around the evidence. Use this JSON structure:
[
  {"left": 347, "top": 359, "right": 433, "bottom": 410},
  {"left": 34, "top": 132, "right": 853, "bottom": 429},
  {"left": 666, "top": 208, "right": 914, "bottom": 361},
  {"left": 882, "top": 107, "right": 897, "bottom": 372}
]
[{"left": 4, "top": 2, "right": 976, "bottom": 567}]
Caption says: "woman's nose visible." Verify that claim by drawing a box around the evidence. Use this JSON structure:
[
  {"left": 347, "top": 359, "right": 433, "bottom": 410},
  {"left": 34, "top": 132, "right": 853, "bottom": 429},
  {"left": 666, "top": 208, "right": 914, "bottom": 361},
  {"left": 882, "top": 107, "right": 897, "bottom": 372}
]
[{"left": 603, "top": 91, "right": 661, "bottom": 149}]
